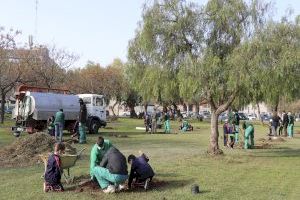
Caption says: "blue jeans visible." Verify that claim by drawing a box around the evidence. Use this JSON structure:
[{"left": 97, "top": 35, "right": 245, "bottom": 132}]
[
  {"left": 93, "top": 166, "right": 128, "bottom": 189},
  {"left": 55, "top": 122, "right": 64, "bottom": 142}
]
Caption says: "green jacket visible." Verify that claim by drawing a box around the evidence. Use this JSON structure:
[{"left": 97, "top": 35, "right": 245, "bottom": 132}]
[
  {"left": 48, "top": 122, "right": 54, "bottom": 130},
  {"left": 228, "top": 112, "right": 234, "bottom": 124},
  {"left": 90, "top": 139, "right": 113, "bottom": 177},
  {"left": 54, "top": 111, "right": 65, "bottom": 124}
]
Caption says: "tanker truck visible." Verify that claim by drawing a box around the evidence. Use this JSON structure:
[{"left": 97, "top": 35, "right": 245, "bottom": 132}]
[{"left": 11, "top": 85, "right": 107, "bottom": 136}]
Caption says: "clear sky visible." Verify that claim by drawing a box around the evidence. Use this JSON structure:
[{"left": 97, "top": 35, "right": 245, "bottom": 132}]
[{"left": 0, "top": 0, "right": 299, "bottom": 68}]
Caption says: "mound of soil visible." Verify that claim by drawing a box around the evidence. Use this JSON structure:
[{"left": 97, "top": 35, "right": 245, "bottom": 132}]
[
  {"left": 72, "top": 176, "right": 167, "bottom": 193},
  {"left": 268, "top": 137, "right": 285, "bottom": 142},
  {"left": 0, "top": 132, "right": 55, "bottom": 167}
]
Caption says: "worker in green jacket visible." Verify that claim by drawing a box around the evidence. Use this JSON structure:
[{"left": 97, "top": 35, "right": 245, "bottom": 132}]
[
  {"left": 242, "top": 121, "right": 254, "bottom": 149},
  {"left": 164, "top": 112, "right": 171, "bottom": 133},
  {"left": 54, "top": 109, "right": 65, "bottom": 142},
  {"left": 90, "top": 136, "right": 113, "bottom": 179},
  {"left": 287, "top": 112, "right": 294, "bottom": 138}
]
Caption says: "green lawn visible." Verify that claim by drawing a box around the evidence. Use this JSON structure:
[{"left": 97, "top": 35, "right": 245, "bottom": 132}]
[{"left": 0, "top": 118, "right": 300, "bottom": 200}]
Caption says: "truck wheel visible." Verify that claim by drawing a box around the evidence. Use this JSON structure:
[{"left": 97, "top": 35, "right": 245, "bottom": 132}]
[{"left": 89, "top": 119, "right": 100, "bottom": 134}]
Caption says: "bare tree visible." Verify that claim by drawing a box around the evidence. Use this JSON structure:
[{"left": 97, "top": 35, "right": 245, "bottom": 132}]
[{"left": 29, "top": 45, "right": 78, "bottom": 88}]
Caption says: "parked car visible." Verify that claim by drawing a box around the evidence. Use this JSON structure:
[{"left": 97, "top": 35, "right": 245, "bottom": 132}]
[
  {"left": 218, "top": 113, "right": 228, "bottom": 122},
  {"left": 260, "top": 114, "right": 271, "bottom": 122},
  {"left": 238, "top": 112, "right": 249, "bottom": 120},
  {"left": 4, "top": 108, "right": 13, "bottom": 114},
  {"left": 247, "top": 113, "right": 257, "bottom": 121}
]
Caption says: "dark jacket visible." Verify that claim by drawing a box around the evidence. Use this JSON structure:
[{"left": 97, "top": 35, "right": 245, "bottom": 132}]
[
  {"left": 79, "top": 103, "right": 87, "bottom": 124},
  {"left": 282, "top": 113, "right": 288, "bottom": 126},
  {"left": 128, "top": 154, "right": 155, "bottom": 188},
  {"left": 271, "top": 115, "right": 281, "bottom": 127},
  {"left": 44, "top": 154, "right": 62, "bottom": 185},
  {"left": 233, "top": 113, "right": 240, "bottom": 125},
  {"left": 100, "top": 147, "right": 128, "bottom": 175}
]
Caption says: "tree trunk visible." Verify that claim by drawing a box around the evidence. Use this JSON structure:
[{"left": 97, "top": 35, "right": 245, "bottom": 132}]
[
  {"left": 111, "top": 101, "right": 118, "bottom": 116},
  {"left": 186, "top": 103, "right": 190, "bottom": 117},
  {"left": 208, "top": 111, "right": 223, "bottom": 155},
  {"left": 183, "top": 103, "right": 187, "bottom": 112},
  {"left": 0, "top": 92, "right": 5, "bottom": 124},
  {"left": 129, "top": 106, "right": 137, "bottom": 118},
  {"left": 195, "top": 102, "right": 200, "bottom": 115},
  {"left": 257, "top": 103, "right": 262, "bottom": 123},
  {"left": 144, "top": 103, "right": 148, "bottom": 113}
]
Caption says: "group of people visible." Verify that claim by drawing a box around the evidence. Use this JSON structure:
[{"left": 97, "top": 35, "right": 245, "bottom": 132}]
[
  {"left": 47, "top": 98, "right": 87, "bottom": 144},
  {"left": 269, "top": 111, "right": 294, "bottom": 138},
  {"left": 44, "top": 137, "right": 155, "bottom": 193},
  {"left": 223, "top": 110, "right": 255, "bottom": 149},
  {"left": 144, "top": 109, "right": 171, "bottom": 134}
]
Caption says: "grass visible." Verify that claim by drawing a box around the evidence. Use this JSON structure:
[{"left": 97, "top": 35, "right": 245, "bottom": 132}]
[{"left": 0, "top": 118, "right": 300, "bottom": 200}]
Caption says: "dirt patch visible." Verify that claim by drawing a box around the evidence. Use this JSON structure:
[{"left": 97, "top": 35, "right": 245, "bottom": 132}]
[
  {"left": 0, "top": 132, "right": 55, "bottom": 167},
  {"left": 70, "top": 176, "right": 168, "bottom": 193},
  {"left": 268, "top": 137, "right": 285, "bottom": 142},
  {"left": 296, "top": 130, "right": 300, "bottom": 134},
  {"left": 236, "top": 139, "right": 273, "bottom": 149}
]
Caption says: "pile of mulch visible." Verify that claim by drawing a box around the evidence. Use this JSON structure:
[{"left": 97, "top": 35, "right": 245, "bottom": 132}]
[
  {"left": 0, "top": 132, "right": 55, "bottom": 167},
  {"left": 236, "top": 138, "right": 273, "bottom": 149}
]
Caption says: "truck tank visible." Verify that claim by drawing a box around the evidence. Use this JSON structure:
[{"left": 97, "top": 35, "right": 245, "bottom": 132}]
[{"left": 18, "top": 91, "right": 80, "bottom": 121}]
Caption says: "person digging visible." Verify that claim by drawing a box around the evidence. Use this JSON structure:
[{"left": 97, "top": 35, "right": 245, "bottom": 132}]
[
  {"left": 90, "top": 137, "right": 113, "bottom": 181},
  {"left": 242, "top": 121, "right": 255, "bottom": 149},
  {"left": 92, "top": 146, "right": 128, "bottom": 193},
  {"left": 127, "top": 151, "right": 155, "bottom": 190}
]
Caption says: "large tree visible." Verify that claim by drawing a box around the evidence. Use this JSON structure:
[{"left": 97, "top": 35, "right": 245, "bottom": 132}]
[{"left": 128, "top": 0, "right": 270, "bottom": 154}]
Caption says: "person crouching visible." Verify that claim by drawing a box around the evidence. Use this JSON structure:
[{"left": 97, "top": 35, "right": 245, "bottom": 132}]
[
  {"left": 92, "top": 147, "right": 128, "bottom": 193},
  {"left": 127, "top": 152, "right": 155, "bottom": 190},
  {"left": 43, "top": 143, "right": 65, "bottom": 192}
]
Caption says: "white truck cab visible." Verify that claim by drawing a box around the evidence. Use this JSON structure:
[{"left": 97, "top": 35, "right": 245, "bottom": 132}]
[{"left": 78, "top": 94, "right": 107, "bottom": 134}]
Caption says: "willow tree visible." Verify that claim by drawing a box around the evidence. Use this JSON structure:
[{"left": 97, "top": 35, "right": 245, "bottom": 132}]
[
  {"left": 127, "top": 0, "right": 202, "bottom": 112},
  {"left": 128, "top": 0, "right": 269, "bottom": 154},
  {"left": 255, "top": 18, "right": 300, "bottom": 111}
]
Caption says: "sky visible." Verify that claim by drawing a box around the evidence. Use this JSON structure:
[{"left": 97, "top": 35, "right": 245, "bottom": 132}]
[{"left": 0, "top": 0, "right": 299, "bottom": 68}]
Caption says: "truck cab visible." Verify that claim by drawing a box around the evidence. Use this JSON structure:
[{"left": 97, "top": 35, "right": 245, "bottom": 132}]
[{"left": 78, "top": 94, "right": 107, "bottom": 134}]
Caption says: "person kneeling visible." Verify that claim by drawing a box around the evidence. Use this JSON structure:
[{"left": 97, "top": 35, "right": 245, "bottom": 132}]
[
  {"left": 92, "top": 147, "right": 128, "bottom": 193},
  {"left": 127, "top": 152, "right": 155, "bottom": 190},
  {"left": 44, "top": 143, "right": 65, "bottom": 192}
]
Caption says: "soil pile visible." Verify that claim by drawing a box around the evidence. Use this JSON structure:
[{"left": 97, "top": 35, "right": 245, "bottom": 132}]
[{"left": 0, "top": 132, "right": 55, "bottom": 167}]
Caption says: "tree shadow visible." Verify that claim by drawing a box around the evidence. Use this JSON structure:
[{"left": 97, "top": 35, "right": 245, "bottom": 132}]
[{"left": 251, "top": 148, "right": 300, "bottom": 158}]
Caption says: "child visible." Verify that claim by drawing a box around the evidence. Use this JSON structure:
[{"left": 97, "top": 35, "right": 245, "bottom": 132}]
[
  {"left": 47, "top": 116, "right": 55, "bottom": 137},
  {"left": 44, "top": 143, "right": 65, "bottom": 192},
  {"left": 223, "top": 120, "right": 234, "bottom": 148}
]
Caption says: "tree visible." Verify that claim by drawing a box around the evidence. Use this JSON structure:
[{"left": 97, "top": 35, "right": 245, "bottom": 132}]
[
  {"left": 30, "top": 45, "right": 78, "bottom": 88},
  {"left": 254, "top": 18, "right": 300, "bottom": 112},
  {"left": 128, "top": 0, "right": 270, "bottom": 154},
  {"left": 0, "top": 28, "right": 26, "bottom": 123}
]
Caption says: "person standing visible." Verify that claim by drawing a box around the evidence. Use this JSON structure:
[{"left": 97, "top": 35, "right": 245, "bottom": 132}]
[
  {"left": 164, "top": 112, "right": 171, "bottom": 133},
  {"left": 54, "top": 109, "right": 65, "bottom": 142},
  {"left": 233, "top": 110, "right": 240, "bottom": 143},
  {"left": 271, "top": 112, "right": 281, "bottom": 136},
  {"left": 282, "top": 111, "right": 288, "bottom": 137},
  {"left": 79, "top": 98, "right": 87, "bottom": 144},
  {"left": 287, "top": 112, "right": 294, "bottom": 138},
  {"left": 242, "top": 121, "right": 254, "bottom": 149}
]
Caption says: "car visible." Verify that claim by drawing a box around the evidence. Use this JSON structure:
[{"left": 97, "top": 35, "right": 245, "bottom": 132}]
[
  {"left": 260, "top": 114, "right": 271, "bottom": 121},
  {"left": 218, "top": 113, "right": 228, "bottom": 122},
  {"left": 238, "top": 112, "right": 248, "bottom": 120},
  {"left": 247, "top": 113, "right": 257, "bottom": 121},
  {"left": 121, "top": 111, "right": 130, "bottom": 117},
  {"left": 4, "top": 108, "right": 13, "bottom": 114}
]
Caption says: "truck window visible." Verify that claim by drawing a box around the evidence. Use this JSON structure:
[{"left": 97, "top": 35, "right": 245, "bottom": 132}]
[
  {"left": 94, "top": 97, "right": 103, "bottom": 106},
  {"left": 82, "top": 97, "right": 91, "bottom": 104}
]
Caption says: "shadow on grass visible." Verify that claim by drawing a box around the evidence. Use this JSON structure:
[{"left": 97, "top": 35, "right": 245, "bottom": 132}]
[{"left": 251, "top": 148, "right": 300, "bottom": 158}]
